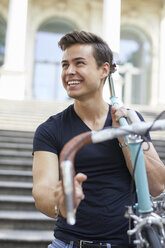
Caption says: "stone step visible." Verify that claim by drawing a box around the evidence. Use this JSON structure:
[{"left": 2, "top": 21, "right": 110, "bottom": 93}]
[
  {"left": 0, "top": 195, "right": 36, "bottom": 211},
  {"left": 153, "top": 146, "right": 165, "bottom": 154},
  {"left": 0, "top": 181, "right": 32, "bottom": 195},
  {"left": 151, "top": 132, "right": 165, "bottom": 140},
  {"left": 0, "top": 130, "right": 34, "bottom": 138},
  {"left": 0, "top": 142, "right": 32, "bottom": 151},
  {"left": 0, "top": 158, "right": 32, "bottom": 171},
  {"left": 0, "top": 169, "right": 32, "bottom": 182},
  {"left": 0, "top": 119, "right": 41, "bottom": 132},
  {"left": 156, "top": 151, "right": 165, "bottom": 159},
  {"left": 0, "top": 210, "right": 55, "bottom": 231},
  {"left": 0, "top": 229, "right": 54, "bottom": 248},
  {"left": 0, "top": 136, "right": 33, "bottom": 144},
  {"left": 0, "top": 99, "right": 70, "bottom": 132},
  {"left": 0, "top": 150, "right": 32, "bottom": 158},
  {"left": 152, "top": 140, "right": 165, "bottom": 147}
]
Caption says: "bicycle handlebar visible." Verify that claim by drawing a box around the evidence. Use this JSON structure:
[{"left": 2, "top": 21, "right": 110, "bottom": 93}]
[
  {"left": 59, "top": 132, "right": 92, "bottom": 225},
  {"left": 60, "top": 119, "right": 165, "bottom": 224}
]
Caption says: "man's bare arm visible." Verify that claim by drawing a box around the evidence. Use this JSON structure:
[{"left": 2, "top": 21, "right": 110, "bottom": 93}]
[
  {"left": 32, "top": 151, "right": 59, "bottom": 218},
  {"left": 32, "top": 150, "right": 87, "bottom": 219},
  {"left": 111, "top": 106, "right": 165, "bottom": 197}
]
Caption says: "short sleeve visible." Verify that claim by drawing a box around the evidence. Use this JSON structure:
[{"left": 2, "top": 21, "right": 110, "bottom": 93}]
[{"left": 33, "top": 122, "right": 58, "bottom": 155}]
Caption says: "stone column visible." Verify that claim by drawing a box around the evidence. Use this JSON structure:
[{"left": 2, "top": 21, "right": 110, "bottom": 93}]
[
  {"left": 102, "top": 0, "right": 121, "bottom": 54},
  {"left": 0, "top": 0, "right": 28, "bottom": 100},
  {"left": 102, "top": 0, "right": 122, "bottom": 103},
  {"left": 158, "top": 4, "right": 165, "bottom": 105}
]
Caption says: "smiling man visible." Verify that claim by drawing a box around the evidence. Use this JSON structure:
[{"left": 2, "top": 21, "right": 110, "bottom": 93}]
[{"left": 32, "top": 31, "right": 165, "bottom": 248}]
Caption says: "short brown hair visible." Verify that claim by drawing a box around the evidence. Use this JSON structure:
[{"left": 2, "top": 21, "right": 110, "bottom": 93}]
[{"left": 58, "top": 30, "right": 113, "bottom": 68}]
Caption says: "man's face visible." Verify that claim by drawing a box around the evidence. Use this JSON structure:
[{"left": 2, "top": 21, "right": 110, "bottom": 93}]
[{"left": 61, "top": 44, "right": 107, "bottom": 100}]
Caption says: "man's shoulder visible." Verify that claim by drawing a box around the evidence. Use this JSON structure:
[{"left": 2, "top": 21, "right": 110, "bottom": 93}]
[{"left": 36, "top": 104, "right": 74, "bottom": 131}]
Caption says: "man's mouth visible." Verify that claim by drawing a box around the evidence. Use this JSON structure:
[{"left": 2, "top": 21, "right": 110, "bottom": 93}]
[{"left": 68, "top": 81, "right": 81, "bottom": 85}]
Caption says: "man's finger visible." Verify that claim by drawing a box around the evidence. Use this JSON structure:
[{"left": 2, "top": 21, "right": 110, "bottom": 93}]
[{"left": 75, "top": 173, "right": 87, "bottom": 185}]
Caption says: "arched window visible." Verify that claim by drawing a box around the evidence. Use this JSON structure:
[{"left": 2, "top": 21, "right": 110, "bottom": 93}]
[
  {"left": 33, "top": 18, "right": 78, "bottom": 100},
  {"left": 120, "top": 26, "right": 151, "bottom": 105},
  {"left": 0, "top": 16, "right": 6, "bottom": 66}
]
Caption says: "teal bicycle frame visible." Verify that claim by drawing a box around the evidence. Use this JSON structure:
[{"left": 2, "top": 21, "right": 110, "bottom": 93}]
[{"left": 110, "top": 91, "right": 152, "bottom": 214}]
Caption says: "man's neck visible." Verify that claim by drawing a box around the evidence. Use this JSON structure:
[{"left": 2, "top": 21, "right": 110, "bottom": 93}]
[{"left": 74, "top": 99, "right": 109, "bottom": 130}]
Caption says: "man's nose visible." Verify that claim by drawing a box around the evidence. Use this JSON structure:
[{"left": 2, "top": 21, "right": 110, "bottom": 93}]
[{"left": 67, "top": 64, "right": 76, "bottom": 74}]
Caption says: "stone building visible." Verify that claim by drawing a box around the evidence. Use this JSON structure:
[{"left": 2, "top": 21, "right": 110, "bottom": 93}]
[{"left": 0, "top": 0, "right": 165, "bottom": 131}]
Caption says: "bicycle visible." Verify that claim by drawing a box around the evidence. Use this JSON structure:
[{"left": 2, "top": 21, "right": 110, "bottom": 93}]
[{"left": 59, "top": 65, "right": 165, "bottom": 247}]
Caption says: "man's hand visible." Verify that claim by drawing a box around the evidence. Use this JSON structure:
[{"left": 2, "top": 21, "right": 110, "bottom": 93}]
[
  {"left": 54, "top": 173, "right": 87, "bottom": 218},
  {"left": 111, "top": 106, "right": 128, "bottom": 127}
]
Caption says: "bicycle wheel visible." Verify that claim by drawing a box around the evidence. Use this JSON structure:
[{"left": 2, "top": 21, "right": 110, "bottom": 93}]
[{"left": 142, "top": 224, "right": 162, "bottom": 248}]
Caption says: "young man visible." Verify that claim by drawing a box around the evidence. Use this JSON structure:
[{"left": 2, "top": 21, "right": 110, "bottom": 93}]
[{"left": 32, "top": 31, "right": 165, "bottom": 248}]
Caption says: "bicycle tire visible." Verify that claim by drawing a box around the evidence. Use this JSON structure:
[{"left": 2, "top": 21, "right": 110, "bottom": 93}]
[{"left": 142, "top": 224, "right": 162, "bottom": 248}]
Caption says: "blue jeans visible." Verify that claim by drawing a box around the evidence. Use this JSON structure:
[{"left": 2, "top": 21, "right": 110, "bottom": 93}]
[
  {"left": 48, "top": 238, "right": 112, "bottom": 248},
  {"left": 48, "top": 238, "right": 74, "bottom": 248}
]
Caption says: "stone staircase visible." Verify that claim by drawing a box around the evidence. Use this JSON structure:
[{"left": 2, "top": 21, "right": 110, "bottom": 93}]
[
  {"left": 0, "top": 99, "right": 72, "bottom": 132},
  {"left": 0, "top": 130, "right": 55, "bottom": 248},
  {"left": 0, "top": 130, "right": 165, "bottom": 248}
]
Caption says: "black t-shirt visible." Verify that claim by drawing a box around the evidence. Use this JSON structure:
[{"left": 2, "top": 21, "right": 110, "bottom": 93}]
[{"left": 33, "top": 104, "right": 149, "bottom": 245}]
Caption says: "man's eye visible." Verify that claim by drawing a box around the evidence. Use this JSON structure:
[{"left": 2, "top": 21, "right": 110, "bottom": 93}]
[
  {"left": 77, "top": 61, "right": 84, "bottom": 65},
  {"left": 62, "top": 63, "right": 68, "bottom": 68}
]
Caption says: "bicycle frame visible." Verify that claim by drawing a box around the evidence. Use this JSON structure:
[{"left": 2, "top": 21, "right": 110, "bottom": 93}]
[{"left": 109, "top": 67, "right": 152, "bottom": 214}]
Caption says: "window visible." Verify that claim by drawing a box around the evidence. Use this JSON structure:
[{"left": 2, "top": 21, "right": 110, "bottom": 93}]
[
  {"left": 0, "top": 17, "right": 6, "bottom": 66},
  {"left": 120, "top": 26, "right": 151, "bottom": 105},
  {"left": 33, "top": 18, "right": 78, "bottom": 100}
]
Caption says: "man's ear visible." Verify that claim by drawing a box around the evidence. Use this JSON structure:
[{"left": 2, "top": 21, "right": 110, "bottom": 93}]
[{"left": 100, "top": 62, "right": 110, "bottom": 80}]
